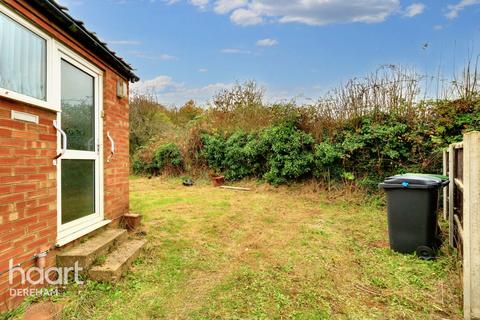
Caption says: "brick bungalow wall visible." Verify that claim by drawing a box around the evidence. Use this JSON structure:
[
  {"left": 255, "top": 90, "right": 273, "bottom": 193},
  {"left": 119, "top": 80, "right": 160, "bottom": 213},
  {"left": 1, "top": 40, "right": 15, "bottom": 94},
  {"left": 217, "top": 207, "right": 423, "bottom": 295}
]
[
  {"left": 103, "top": 71, "right": 130, "bottom": 222},
  {"left": 0, "top": 0, "right": 130, "bottom": 311},
  {"left": 0, "top": 100, "right": 58, "bottom": 309}
]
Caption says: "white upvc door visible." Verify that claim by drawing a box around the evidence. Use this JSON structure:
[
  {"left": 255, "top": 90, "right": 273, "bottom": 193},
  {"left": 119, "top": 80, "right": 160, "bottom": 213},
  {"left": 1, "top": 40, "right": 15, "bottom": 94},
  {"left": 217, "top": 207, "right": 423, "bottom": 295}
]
[{"left": 55, "top": 45, "right": 106, "bottom": 245}]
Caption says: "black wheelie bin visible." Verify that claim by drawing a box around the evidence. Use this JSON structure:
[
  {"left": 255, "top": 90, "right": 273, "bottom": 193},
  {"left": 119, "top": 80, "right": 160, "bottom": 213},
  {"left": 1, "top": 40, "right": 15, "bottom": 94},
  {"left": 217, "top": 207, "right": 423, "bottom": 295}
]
[{"left": 379, "top": 174, "right": 449, "bottom": 260}]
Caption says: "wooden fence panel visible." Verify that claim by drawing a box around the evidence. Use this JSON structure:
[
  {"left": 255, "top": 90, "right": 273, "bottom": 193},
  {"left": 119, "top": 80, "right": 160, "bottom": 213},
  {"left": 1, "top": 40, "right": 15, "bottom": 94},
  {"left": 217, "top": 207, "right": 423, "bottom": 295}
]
[
  {"left": 443, "top": 132, "right": 480, "bottom": 319},
  {"left": 449, "top": 144, "right": 455, "bottom": 247},
  {"left": 443, "top": 150, "right": 449, "bottom": 220}
]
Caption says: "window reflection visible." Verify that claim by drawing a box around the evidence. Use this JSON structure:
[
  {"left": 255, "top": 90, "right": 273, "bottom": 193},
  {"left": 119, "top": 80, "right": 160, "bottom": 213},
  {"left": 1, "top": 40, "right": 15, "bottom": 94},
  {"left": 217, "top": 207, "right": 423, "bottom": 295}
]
[{"left": 61, "top": 60, "right": 95, "bottom": 151}]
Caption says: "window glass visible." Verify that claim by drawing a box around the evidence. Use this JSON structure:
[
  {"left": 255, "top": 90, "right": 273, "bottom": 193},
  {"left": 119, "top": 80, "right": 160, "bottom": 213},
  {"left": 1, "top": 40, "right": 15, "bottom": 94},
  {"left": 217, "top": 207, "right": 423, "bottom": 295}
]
[
  {"left": 0, "top": 12, "right": 47, "bottom": 100},
  {"left": 61, "top": 59, "right": 95, "bottom": 151},
  {"left": 61, "top": 160, "right": 95, "bottom": 224}
]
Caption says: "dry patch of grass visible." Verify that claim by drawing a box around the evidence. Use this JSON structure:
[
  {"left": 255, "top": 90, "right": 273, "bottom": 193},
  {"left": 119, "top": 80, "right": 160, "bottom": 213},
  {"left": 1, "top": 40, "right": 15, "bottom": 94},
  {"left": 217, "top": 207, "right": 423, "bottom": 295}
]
[{"left": 46, "top": 177, "right": 462, "bottom": 319}]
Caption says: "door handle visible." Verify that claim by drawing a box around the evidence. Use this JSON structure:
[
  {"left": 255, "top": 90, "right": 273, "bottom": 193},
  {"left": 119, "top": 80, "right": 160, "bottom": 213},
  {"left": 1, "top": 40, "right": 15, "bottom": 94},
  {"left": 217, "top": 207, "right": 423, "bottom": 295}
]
[
  {"left": 107, "top": 131, "right": 115, "bottom": 163},
  {"left": 53, "top": 120, "right": 67, "bottom": 166}
]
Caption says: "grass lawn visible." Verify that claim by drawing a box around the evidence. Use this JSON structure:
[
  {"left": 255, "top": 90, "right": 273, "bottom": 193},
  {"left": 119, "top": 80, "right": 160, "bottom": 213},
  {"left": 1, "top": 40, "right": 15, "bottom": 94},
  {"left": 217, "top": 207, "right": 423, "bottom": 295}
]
[{"left": 20, "top": 177, "right": 466, "bottom": 319}]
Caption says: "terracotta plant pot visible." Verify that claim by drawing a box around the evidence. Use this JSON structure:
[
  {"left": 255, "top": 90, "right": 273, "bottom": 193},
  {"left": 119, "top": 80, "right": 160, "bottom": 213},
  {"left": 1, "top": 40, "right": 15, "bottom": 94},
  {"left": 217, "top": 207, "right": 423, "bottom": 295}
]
[
  {"left": 211, "top": 176, "right": 225, "bottom": 187},
  {"left": 122, "top": 213, "right": 142, "bottom": 231}
]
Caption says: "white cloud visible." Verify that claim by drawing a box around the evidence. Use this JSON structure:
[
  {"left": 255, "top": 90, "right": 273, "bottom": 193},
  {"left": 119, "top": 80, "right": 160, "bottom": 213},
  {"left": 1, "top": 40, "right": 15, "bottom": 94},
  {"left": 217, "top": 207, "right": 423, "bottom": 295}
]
[
  {"left": 130, "top": 51, "right": 178, "bottom": 60},
  {"left": 220, "top": 48, "right": 253, "bottom": 54},
  {"left": 170, "top": 0, "right": 403, "bottom": 26},
  {"left": 131, "top": 75, "right": 233, "bottom": 106},
  {"left": 445, "top": 0, "right": 480, "bottom": 19},
  {"left": 258, "top": 0, "right": 400, "bottom": 25},
  {"left": 433, "top": 24, "right": 444, "bottom": 30},
  {"left": 157, "top": 54, "right": 178, "bottom": 60},
  {"left": 143, "top": 75, "right": 182, "bottom": 90},
  {"left": 108, "top": 40, "right": 142, "bottom": 45},
  {"left": 230, "top": 8, "right": 263, "bottom": 25},
  {"left": 132, "top": 75, "right": 183, "bottom": 93},
  {"left": 256, "top": 38, "right": 278, "bottom": 46},
  {"left": 198, "top": 68, "right": 208, "bottom": 73},
  {"left": 214, "top": 0, "right": 247, "bottom": 14},
  {"left": 132, "top": 75, "right": 319, "bottom": 106},
  {"left": 190, "top": 0, "right": 209, "bottom": 10},
  {"left": 403, "top": 3, "right": 425, "bottom": 17},
  {"left": 224, "top": 0, "right": 399, "bottom": 26}
]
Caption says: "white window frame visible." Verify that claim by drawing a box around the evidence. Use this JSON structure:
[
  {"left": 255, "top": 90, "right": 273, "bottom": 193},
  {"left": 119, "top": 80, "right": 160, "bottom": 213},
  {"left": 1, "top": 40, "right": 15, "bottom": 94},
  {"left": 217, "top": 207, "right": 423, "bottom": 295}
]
[
  {"left": 55, "top": 43, "right": 105, "bottom": 244},
  {"left": 0, "top": 3, "right": 56, "bottom": 111},
  {"left": 1, "top": 2, "right": 109, "bottom": 245}
]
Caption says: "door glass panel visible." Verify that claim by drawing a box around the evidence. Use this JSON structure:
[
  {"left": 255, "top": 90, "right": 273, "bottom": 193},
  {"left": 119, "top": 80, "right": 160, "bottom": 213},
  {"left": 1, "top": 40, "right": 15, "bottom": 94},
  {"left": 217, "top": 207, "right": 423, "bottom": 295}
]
[
  {"left": 61, "top": 59, "right": 95, "bottom": 151},
  {"left": 61, "top": 160, "right": 95, "bottom": 224}
]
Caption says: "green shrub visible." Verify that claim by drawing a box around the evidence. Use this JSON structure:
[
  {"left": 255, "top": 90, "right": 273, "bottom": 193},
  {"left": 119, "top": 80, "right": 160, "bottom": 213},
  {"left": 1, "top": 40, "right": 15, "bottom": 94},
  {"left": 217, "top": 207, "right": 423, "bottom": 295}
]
[
  {"left": 260, "top": 123, "right": 315, "bottom": 185},
  {"left": 337, "top": 115, "right": 412, "bottom": 180},
  {"left": 134, "top": 100, "right": 480, "bottom": 187},
  {"left": 313, "top": 142, "right": 343, "bottom": 179},
  {"left": 200, "top": 124, "right": 316, "bottom": 184},
  {"left": 201, "top": 134, "right": 226, "bottom": 174},
  {"left": 201, "top": 132, "right": 266, "bottom": 180},
  {"left": 131, "top": 147, "right": 154, "bottom": 175},
  {"left": 152, "top": 143, "right": 183, "bottom": 174},
  {"left": 132, "top": 155, "right": 146, "bottom": 175},
  {"left": 130, "top": 77, "right": 480, "bottom": 189},
  {"left": 223, "top": 132, "right": 265, "bottom": 180}
]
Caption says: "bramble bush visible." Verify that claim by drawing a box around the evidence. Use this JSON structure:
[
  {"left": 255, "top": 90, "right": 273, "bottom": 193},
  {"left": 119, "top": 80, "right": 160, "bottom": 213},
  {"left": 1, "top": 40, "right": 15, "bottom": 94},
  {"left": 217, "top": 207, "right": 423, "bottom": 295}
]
[
  {"left": 153, "top": 143, "right": 183, "bottom": 173},
  {"left": 223, "top": 132, "right": 265, "bottom": 180},
  {"left": 201, "top": 131, "right": 265, "bottom": 181},
  {"left": 259, "top": 123, "right": 315, "bottom": 185},
  {"left": 132, "top": 153, "right": 148, "bottom": 175},
  {"left": 313, "top": 141, "right": 343, "bottom": 181},
  {"left": 130, "top": 63, "right": 480, "bottom": 187},
  {"left": 132, "top": 99, "right": 480, "bottom": 185},
  {"left": 201, "top": 134, "right": 226, "bottom": 174},
  {"left": 199, "top": 98, "right": 479, "bottom": 185},
  {"left": 133, "top": 143, "right": 183, "bottom": 176},
  {"left": 202, "top": 123, "right": 316, "bottom": 185}
]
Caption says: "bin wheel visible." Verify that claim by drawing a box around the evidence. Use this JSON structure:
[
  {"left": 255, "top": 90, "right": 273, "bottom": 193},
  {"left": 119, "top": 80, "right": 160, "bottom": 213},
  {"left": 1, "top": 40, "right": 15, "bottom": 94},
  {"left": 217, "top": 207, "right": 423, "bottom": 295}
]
[{"left": 416, "top": 246, "right": 435, "bottom": 260}]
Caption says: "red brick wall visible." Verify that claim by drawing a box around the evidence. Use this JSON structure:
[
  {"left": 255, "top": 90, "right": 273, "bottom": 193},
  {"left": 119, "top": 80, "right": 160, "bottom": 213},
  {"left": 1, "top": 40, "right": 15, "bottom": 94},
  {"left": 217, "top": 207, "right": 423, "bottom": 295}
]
[
  {"left": 103, "top": 70, "right": 130, "bottom": 222},
  {"left": 0, "top": 0, "right": 131, "bottom": 312},
  {"left": 0, "top": 100, "right": 58, "bottom": 310}
]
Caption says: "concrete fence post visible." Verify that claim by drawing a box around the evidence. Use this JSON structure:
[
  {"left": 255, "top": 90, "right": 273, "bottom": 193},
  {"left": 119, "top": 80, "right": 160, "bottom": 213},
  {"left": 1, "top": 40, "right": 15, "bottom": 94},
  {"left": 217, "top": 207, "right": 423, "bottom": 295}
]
[
  {"left": 449, "top": 144, "right": 455, "bottom": 247},
  {"left": 463, "top": 131, "right": 480, "bottom": 320}
]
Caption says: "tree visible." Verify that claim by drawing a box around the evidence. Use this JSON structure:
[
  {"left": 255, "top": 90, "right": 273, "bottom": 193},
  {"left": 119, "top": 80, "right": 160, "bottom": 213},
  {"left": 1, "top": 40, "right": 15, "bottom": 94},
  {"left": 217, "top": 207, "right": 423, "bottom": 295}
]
[{"left": 129, "top": 94, "right": 172, "bottom": 154}]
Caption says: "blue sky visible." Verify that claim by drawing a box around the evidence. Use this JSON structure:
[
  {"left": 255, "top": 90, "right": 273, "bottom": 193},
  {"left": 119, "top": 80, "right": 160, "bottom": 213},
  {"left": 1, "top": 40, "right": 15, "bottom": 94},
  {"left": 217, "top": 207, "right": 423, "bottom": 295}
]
[{"left": 60, "top": 0, "right": 480, "bottom": 106}]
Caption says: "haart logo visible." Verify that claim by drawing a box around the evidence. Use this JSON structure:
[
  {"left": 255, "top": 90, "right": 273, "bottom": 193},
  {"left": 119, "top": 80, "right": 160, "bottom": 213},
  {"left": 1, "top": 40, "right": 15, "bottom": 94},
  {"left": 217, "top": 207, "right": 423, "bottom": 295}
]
[{"left": 8, "top": 259, "right": 84, "bottom": 297}]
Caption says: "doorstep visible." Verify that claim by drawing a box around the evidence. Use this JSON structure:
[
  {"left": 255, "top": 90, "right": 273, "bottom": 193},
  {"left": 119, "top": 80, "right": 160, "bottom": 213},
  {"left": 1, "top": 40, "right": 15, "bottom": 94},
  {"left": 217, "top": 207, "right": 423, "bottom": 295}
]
[{"left": 56, "top": 220, "right": 111, "bottom": 248}]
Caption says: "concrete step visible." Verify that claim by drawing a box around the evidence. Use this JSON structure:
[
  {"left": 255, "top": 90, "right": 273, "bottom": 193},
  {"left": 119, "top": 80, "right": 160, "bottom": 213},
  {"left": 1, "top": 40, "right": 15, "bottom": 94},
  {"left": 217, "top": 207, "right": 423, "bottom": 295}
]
[
  {"left": 89, "top": 239, "right": 147, "bottom": 282},
  {"left": 56, "top": 229, "right": 128, "bottom": 269}
]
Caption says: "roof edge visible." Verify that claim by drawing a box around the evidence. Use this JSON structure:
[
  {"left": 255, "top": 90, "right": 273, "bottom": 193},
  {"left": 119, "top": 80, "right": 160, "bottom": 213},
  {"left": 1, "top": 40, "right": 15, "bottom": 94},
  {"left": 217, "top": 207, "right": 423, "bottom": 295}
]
[{"left": 28, "top": 0, "right": 139, "bottom": 82}]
